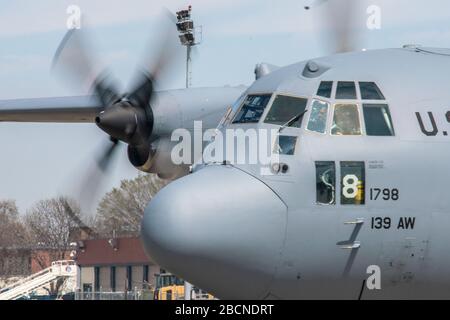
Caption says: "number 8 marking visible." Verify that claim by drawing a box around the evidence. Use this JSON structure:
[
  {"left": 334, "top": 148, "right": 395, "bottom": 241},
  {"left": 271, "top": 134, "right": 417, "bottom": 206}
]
[{"left": 343, "top": 174, "right": 359, "bottom": 198}]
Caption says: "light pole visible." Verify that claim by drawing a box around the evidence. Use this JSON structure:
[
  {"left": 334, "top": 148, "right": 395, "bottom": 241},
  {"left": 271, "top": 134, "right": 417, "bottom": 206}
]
[
  {"left": 176, "top": 6, "right": 201, "bottom": 89},
  {"left": 176, "top": 7, "right": 201, "bottom": 299}
]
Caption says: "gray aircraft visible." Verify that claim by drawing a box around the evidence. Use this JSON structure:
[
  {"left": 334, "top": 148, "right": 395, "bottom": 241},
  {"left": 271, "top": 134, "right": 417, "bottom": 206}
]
[{"left": 1, "top": 1, "right": 449, "bottom": 299}]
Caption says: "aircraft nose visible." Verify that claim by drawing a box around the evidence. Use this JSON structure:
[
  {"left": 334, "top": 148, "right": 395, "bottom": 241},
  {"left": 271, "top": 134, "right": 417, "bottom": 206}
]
[{"left": 141, "top": 165, "right": 287, "bottom": 299}]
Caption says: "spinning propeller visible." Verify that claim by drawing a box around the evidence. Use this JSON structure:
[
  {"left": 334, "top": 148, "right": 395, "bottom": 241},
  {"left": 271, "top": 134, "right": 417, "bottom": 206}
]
[{"left": 52, "top": 10, "right": 181, "bottom": 212}]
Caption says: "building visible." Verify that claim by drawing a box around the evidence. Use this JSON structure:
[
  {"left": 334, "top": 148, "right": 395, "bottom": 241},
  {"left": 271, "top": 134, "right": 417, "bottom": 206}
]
[
  {"left": 74, "top": 237, "right": 160, "bottom": 293},
  {"left": 0, "top": 247, "right": 72, "bottom": 277},
  {"left": 30, "top": 248, "right": 72, "bottom": 274}
]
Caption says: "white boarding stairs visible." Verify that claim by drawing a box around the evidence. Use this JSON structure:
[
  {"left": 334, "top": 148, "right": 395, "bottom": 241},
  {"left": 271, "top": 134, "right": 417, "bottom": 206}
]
[{"left": 0, "top": 260, "right": 77, "bottom": 300}]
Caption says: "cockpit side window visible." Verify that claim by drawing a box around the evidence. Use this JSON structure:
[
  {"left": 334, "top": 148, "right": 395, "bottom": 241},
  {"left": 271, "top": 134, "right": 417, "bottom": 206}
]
[
  {"left": 340, "top": 161, "right": 365, "bottom": 205},
  {"left": 336, "top": 81, "right": 357, "bottom": 100},
  {"left": 359, "top": 82, "right": 385, "bottom": 100},
  {"left": 331, "top": 104, "right": 362, "bottom": 136},
  {"left": 315, "top": 161, "right": 336, "bottom": 205},
  {"left": 274, "top": 136, "right": 298, "bottom": 155},
  {"left": 316, "top": 81, "right": 333, "bottom": 98},
  {"left": 232, "top": 94, "right": 272, "bottom": 124},
  {"left": 264, "top": 95, "right": 308, "bottom": 127},
  {"left": 363, "top": 104, "right": 395, "bottom": 136},
  {"left": 307, "top": 100, "right": 329, "bottom": 134}
]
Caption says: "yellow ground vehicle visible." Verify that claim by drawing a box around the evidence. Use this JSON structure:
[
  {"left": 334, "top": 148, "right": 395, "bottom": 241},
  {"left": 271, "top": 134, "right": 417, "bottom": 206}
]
[
  {"left": 154, "top": 273, "right": 185, "bottom": 300},
  {"left": 154, "top": 273, "right": 215, "bottom": 300}
]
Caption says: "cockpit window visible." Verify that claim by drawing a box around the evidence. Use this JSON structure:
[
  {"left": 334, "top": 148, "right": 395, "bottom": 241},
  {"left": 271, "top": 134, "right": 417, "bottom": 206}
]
[
  {"left": 340, "top": 161, "right": 365, "bottom": 205},
  {"left": 307, "top": 100, "right": 329, "bottom": 134},
  {"left": 363, "top": 104, "right": 395, "bottom": 136},
  {"left": 232, "top": 94, "right": 272, "bottom": 124},
  {"left": 315, "top": 161, "right": 336, "bottom": 205},
  {"left": 336, "top": 81, "right": 357, "bottom": 100},
  {"left": 264, "top": 95, "right": 308, "bottom": 127},
  {"left": 359, "top": 82, "right": 385, "bottom": 100},
  {"left": 316, "top": 81, "right": 333, "bottom": 98},
  {"left": 274, "top": 136, "right": 297, "bottom": 155},
  {"left": 331, "top": 104, "right": 362, "bottom": 135}
]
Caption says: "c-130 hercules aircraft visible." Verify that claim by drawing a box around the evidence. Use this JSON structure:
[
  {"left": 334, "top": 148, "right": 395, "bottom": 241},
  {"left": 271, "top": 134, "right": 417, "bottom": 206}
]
[{"left": 1, "top": 0, "right": 450, "bottom": 299}]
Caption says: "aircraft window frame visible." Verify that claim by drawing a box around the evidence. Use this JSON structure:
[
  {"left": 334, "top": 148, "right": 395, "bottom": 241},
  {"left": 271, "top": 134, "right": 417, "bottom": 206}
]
[
  {"left": 232, "top": 93, "right": 274, "bottom": 124},
  {"left": 316, "top": 81, "right": 333, "bottom": 99},
  {"left": 306, "top": 99, "right": 330, "bottom": 135},
  {"left": 315, "top": 161, "right": 336, "bottom": 205},
  {"left": 340, "top": 161, "right": 366, "bottom": 205},
  {"left": 274, "top": 135, "right": 298, "bottom": 155},
  {"left": 359, "top": 82, "right": 386, "bottom": 100},
  {"left": 223, "top": 92, "right": 247, "bottom": 126},
  {"left": 307, "top": 80, "right": 394, "bottom": 136},
  {"left": 330, "top": 103, "right": 364, "bottom": 136},
  {"left": 217, "top": 106, "right": 233, "bottom": 129},
  {"left": 363, "top": 103, "right": 395, "bottom": 136},
  {"left": 262, "top": 92, "right": 309, "bottom": 129},
  {"left": 335, "top": 81, "right": 358, "bottom": 100},
  {"left": 230, "top": 92, "right": 247, "bottom": 113}
]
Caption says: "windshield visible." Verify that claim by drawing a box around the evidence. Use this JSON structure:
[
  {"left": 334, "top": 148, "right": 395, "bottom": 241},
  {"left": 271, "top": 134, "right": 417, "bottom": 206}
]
[
  {"left": 232, "top": 94, "right": 272, "bottom": 124},
  {"left": 264, "top": 95, "right": 308, "bottom": 127}
]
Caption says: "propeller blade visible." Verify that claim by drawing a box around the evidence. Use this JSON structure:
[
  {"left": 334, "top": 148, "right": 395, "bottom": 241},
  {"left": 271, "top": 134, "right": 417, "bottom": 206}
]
[
  {"left": 148, "top": 8, "right": 181, "bottom": 80},
  {"left": 93, "top": 72, "right": 122, "bottom": 108},
  {"left": 61, "top": 197, "right": 97, "bottom": 237},
  {"left": 52, "top": 28, "right": 120, "bottom": 107},
  {"left": 118, "top": 8, "right": 183, "bottom": 145},
  {"left": 127, "top": 71, "right": 154, "bottom": 110},
  {"left": 327, "top": 0, "right": 356, "bottom": 53},
  {"left": 134, "top": 8, "right": 183, "bottom": 92},
  {"left": 98, "top": 137, "right": 120, "bottom": 172},
  {"left": 305, "top": 0, "right": 360, "bottom": 54},
  {"left": 77, "top": 137, "right": 121, "bottom": 214},
  {"left": 304, "top": 0, "right": 327, "bottom": 10}
]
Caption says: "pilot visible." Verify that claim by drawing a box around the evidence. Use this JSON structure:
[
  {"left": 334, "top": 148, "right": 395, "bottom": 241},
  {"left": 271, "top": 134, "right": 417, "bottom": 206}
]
[{"left": 331, "top": 106, "right": 360, "bottom": 135}]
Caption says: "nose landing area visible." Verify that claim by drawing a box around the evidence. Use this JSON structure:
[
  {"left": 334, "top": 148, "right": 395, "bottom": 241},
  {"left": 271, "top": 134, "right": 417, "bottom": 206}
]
[{"left": 141, "top": 165, "right": 287, "bottom": 299}]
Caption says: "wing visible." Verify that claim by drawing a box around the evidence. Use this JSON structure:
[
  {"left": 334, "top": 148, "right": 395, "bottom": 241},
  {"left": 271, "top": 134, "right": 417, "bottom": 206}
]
[{"left": 0, "top": 95, "right": 103, "bottom": 123}]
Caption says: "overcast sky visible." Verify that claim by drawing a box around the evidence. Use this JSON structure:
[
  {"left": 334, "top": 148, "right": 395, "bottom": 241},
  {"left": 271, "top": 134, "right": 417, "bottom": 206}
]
[{"left": 1, "top": 0, "right": 450, "bottom": 214}]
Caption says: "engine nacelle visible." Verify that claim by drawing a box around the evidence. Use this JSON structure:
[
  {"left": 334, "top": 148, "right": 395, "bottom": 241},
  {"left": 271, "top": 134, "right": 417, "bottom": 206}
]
[
  {"left": 128, "top": 138, "right": 189, "bottom": 180},
  {"left": 128, "top": 86, "right": 247, "bottom": 180}
]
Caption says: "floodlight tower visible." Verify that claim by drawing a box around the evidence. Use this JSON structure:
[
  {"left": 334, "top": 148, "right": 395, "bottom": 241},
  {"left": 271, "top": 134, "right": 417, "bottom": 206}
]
[
  {"left": 176, "top": 5, "right": 201, "bottom": 88},
  {"left": 176, "top": 6, "right": 201, "bottom": 300}
]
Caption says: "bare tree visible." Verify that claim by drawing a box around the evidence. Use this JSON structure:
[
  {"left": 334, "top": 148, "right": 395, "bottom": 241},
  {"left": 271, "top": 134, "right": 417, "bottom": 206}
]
[
  {"left": 0, "top": 200, "right": 28, "bottom": 247},
  {"left": 0, "top": 200, "right": 30, "bottom": 276},
  {"left": 94, "top": 173, "right": 168, "bottom": 237},
  {"left": 24, "top": 196, "right": 84, "bottom": 295}
]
